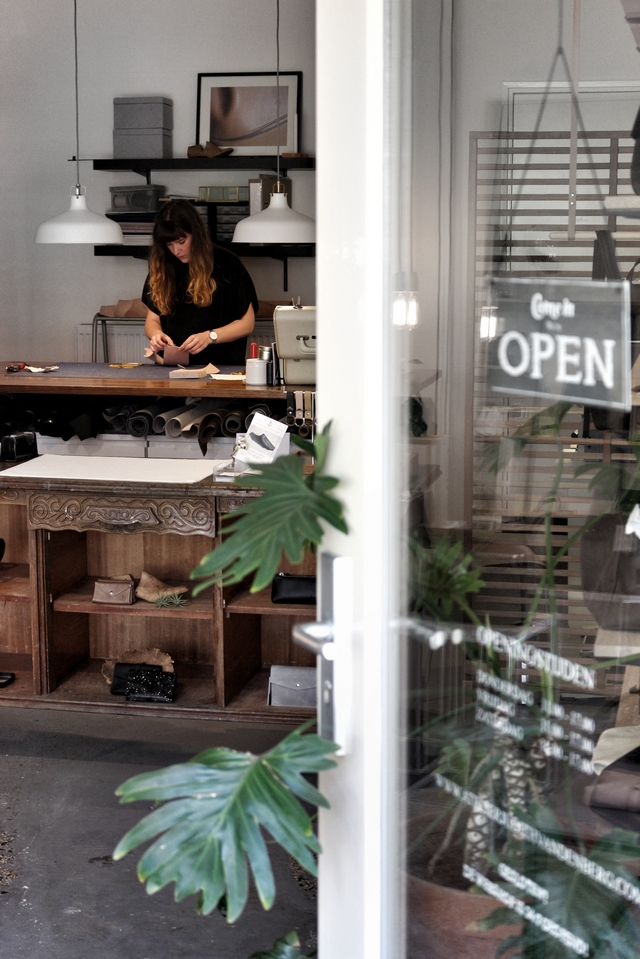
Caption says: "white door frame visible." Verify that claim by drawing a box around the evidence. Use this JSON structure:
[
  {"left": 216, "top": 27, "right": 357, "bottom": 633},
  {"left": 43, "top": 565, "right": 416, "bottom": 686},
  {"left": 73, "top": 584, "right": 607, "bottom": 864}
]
[{"left": 316, "top": 2, "right": 403, "bottom": 958}]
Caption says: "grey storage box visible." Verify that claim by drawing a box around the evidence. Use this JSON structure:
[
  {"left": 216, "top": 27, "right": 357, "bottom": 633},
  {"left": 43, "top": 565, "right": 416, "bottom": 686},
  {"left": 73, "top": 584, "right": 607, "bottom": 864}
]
[
  {"left": 268, "top": 666, "right": 317, "bottom": 708},
  {"left": 109, "top": 185, "right": 166, "bottom": 212},
  {"left": 113, "top": 129, "right": 172, "bottom": 159},
  {"left": 114, "top": 96, "right": 173, "bottom": 130}
]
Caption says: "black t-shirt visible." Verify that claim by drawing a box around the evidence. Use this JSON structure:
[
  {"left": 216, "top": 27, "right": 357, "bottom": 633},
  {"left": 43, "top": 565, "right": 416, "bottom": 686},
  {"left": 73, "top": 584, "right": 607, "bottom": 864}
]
[{"left": 141, "top": 246, "right": 258, "bottom": 366}]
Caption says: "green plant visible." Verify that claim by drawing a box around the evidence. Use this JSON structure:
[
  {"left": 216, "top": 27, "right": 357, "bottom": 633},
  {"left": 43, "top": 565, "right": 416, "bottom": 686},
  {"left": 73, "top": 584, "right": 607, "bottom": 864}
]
[
  {"left": 154, "top": 592, "right": 189, "bottom": 608},
  {"left": 410, "top": 537, "right": 484, "bottom": 624},
  {"left": 113, "top": 724, "right": 338, "bottom": 923},
  {"left": 409, "top": 403, "right": 640, "bottom": 958},
  {"left": 479, "top": 806, "right": 640, "bottom": 959},
  {"left": 190, "top": 422, "right": 347, "bottom": 594},
  {"left": 249, "top": 931, "right": 315, "bottom": 959}
]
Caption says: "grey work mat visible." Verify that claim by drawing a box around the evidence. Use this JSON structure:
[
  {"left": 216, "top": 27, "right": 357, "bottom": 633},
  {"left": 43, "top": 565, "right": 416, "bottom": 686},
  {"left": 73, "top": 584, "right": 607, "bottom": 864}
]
[{"left": 8, "top": 363, "right": 245, "bottom": 381}]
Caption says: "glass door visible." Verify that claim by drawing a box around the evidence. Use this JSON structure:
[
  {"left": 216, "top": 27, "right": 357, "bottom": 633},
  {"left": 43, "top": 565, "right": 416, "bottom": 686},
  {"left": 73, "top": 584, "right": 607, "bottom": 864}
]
[{"left": 317, "top": 1, "right": 640, "bottom": 957}]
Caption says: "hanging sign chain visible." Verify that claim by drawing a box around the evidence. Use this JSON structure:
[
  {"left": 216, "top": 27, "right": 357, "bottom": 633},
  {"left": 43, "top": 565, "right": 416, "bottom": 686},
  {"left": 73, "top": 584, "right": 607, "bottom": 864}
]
[{"left": 510, "top": 0, "right": 604, "bottom": 231}]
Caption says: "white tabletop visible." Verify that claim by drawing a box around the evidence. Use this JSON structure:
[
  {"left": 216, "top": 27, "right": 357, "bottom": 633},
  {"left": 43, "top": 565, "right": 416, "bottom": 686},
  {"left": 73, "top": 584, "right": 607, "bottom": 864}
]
[{"left": 1, "top": 454, "right": 224, "bottom": 485}]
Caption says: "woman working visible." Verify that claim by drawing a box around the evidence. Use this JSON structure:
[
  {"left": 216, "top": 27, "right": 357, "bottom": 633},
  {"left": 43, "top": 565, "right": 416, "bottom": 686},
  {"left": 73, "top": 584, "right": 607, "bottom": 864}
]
[{"left": 143, "top": 199, "right": 258, "bottom": 366}]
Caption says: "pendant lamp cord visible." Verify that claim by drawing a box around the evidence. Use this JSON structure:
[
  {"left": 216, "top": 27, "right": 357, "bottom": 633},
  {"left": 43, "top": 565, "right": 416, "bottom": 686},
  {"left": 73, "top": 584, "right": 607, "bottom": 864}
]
[
  {"left": 73, "top": 0, "right": 81, "bottom": 190},
  {"left": 276, "top": 0, "right": 281, "bottom": 185}
]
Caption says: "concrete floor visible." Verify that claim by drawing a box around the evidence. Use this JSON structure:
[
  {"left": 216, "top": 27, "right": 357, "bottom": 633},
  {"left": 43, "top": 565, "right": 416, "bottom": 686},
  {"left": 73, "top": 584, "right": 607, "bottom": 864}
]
[{"left": 0, "top": 707, "right": 317, "bottom": 959}]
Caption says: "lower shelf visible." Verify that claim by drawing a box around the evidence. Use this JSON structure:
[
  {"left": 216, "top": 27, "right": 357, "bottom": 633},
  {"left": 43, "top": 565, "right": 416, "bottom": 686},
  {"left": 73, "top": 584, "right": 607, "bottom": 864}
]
[
  {"left": 0, "top": 655, "right": 313, "bottom": 725},
  {"left": 54, "top": 578, "right": 213, "bottom": 619}
]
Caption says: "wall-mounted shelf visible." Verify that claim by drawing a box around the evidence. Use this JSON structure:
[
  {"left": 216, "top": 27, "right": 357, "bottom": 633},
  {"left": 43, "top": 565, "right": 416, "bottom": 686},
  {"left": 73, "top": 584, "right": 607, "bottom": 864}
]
[
  {"left": 94, "top": 240, "right": 315, "bottom": 288},
  {"left": 92, "top": 156, "right": 315, "bottom": 181},
  {"left": 92, "top": 157, "right": 316, "bottom": 288}
]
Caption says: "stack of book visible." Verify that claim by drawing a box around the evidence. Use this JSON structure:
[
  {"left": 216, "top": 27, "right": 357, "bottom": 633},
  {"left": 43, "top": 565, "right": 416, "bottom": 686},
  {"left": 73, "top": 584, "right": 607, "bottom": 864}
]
[{"left": 105, "top": 212, "right": 156, "bottom": 245}]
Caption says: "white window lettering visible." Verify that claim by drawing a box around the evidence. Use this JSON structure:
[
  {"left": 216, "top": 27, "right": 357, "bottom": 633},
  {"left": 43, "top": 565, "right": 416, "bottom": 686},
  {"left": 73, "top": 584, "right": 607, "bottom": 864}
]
[
  {"left": 556, "top": 335, "right": 582, "bottom": 383},
  {"left": 583, "top": 337, "right": 615, "bottom": 389},
  {"left": 530, "top": 331, "right": 555, "bottom": 379},
  {"left": 498, "top": 330, "right": 530, "bottom": 377}
]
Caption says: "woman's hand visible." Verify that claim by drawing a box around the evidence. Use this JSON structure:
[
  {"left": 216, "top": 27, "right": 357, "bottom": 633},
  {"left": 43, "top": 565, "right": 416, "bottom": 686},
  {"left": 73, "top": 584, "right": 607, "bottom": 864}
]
[
  {"left": 149, "top": 330, "right": 174, "bottom": 352},
  {"left": 180, "top": 331, "right": 212, "bottom": 354}
]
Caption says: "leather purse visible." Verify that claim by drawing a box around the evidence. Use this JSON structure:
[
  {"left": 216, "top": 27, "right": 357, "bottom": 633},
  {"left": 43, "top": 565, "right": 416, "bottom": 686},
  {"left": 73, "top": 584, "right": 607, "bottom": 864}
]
[
  {"left": 92, "top": 574, "right": 135, "bottom": 605},
  {"left": 271, "top": 572, "right": 317, "bottom": 605},
  {"left": 125, "top": 666, "right": 177, "bottom": 703},
  {"left": 110, "top": 662, "right": 162, "bottom": 696}
]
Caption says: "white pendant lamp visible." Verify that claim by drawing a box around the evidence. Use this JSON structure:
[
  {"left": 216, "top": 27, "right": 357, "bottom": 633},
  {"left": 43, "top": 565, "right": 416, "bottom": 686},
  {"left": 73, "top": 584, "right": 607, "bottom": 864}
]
[
  {"left": 233, "top": 0, "right": 314, "bottom": 245},
  {"left": 35, "top": 0, "right": 123, "bottom": 245}
]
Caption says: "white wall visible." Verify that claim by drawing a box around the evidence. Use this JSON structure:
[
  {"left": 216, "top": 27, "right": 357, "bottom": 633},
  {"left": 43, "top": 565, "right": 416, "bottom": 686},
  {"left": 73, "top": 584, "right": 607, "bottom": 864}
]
[{"left": 0, "top": 0, "right": 315, "bottom": 361}]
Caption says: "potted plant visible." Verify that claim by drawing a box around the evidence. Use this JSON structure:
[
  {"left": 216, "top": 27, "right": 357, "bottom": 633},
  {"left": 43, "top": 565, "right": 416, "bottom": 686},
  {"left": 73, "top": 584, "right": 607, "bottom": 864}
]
[
  {"left": 111, "top": 413, "right": 640, "bottom": 959},
  {"left": 113, "top": 426, "right": 344, "bottom": 958}
]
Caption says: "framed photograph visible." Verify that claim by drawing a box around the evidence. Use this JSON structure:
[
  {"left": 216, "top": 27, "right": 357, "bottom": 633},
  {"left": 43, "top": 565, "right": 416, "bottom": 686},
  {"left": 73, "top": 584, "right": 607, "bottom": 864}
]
[{"left": 196, "top": 72, "right": 301, "bottom": 156}]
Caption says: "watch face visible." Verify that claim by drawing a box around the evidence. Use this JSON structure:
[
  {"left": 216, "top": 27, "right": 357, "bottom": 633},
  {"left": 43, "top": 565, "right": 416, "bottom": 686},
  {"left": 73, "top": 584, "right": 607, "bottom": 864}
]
[{"left": 209, "top": 330, "right": 218, "bottom": 341}]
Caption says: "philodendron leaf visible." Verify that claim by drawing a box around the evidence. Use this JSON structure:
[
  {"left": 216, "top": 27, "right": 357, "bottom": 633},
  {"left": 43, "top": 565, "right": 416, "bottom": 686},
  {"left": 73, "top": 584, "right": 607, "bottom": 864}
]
[
  {"left": 190, "top": 422, "right": 347, "bottom": 594},
  {"left": 249, "top": 931, "right": 307, "bottom": 959},
  {"left": 113, "top": 725, "right": 339, "bottom": 924}
]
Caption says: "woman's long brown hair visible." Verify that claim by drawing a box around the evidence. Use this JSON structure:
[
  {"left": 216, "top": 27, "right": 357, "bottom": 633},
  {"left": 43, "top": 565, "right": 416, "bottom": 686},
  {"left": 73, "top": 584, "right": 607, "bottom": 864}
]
[{"left": 147, "top": 200, "right": 216, "bottom": 315}]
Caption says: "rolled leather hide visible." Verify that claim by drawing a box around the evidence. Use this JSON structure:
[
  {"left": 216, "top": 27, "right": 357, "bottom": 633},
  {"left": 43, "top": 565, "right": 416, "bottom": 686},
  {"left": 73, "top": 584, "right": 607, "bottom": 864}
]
[
  {"left": 126, "top": 398, "right": 178, "bottom": 438},
  {"left": 165, "top": 399, "right": 218, "bottom": 438},
  {"left": 152, "top": 403, "right": 194, "bottom": 435}
]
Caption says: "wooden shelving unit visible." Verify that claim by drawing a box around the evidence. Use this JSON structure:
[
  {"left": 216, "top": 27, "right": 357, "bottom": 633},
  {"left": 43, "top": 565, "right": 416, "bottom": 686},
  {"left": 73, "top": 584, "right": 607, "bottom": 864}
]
[{"left": 91, "top": 156, "right": 316, "bottom": 288}]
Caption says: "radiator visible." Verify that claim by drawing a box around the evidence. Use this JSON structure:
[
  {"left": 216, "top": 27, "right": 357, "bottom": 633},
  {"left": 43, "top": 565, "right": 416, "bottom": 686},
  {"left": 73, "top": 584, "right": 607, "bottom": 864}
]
[{"left": 75, "top": 320, "right": 275, "bottom": 364}]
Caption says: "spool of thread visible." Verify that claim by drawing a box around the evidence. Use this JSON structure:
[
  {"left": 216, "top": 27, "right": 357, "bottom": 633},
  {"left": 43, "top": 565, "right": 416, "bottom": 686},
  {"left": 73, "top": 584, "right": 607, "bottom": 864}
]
[{"left": 246, "top": 358, "right": 267, "bottom": 386}]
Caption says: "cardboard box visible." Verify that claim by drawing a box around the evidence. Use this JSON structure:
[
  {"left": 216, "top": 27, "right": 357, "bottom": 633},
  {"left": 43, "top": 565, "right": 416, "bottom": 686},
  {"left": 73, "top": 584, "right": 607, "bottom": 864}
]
[
  {"left": 114, "top": 96, "right": 173, "bottom": 130},
  {"left": 113, "top": 129, "right": 172, "bottom": 159}
]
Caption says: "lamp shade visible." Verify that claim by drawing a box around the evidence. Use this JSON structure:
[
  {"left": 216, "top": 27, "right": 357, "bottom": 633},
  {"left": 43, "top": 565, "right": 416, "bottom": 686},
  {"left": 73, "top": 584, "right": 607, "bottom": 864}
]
[
  {"left": 35, "top": 190, "right": 124, "bottom": 244},
  {"left": 233, "top": 193, "right": 315, "bottom": 244}
]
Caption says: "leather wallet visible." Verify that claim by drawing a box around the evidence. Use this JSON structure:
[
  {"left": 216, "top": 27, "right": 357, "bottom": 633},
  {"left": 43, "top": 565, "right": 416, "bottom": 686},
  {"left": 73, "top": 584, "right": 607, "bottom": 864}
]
[
  {"left": 271, "top": 572, "right": 317, "bottom": 605},
  {"left": 110, "top": 662, "right": 162, "bottom": 696},
  {"left": 92, "top": 575, "right": 135, "bottom": 605},
  {"left": 125, "top": 666, "right": 177, "bottom": 703}
]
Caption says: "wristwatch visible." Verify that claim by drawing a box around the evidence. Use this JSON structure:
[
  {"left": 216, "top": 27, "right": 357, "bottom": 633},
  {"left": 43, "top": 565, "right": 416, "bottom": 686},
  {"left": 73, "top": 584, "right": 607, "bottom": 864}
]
[{"left": 209, "top": 330, "right": 218, "bottom": 341}]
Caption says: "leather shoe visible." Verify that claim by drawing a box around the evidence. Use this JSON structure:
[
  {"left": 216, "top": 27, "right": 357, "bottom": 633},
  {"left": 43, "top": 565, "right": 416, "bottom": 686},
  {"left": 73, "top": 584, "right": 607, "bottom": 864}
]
[{"left": 187, "top": 142, "right": 233, "bottom": 159}]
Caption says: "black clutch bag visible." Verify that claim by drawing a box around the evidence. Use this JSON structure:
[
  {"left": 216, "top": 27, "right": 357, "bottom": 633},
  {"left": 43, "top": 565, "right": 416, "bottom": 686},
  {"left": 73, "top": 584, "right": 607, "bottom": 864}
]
[
  {"left": 0, "top": 431, "right": 38, "bottom": 462},
  {"left": 110, "top": 662, "right": 162, "bottom": 696},
  {"left": 125, "top": 666, "right": 177, "bottom": 703},
  {"left": 271, "top": 572, "right": 316, "bottom": 605}
]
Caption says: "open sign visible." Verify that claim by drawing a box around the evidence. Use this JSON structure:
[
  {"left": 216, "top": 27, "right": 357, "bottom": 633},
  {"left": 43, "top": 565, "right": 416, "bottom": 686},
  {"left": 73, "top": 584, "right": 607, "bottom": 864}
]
[{"left": 486, "top": 277, "right": 631, "bottom": 410}]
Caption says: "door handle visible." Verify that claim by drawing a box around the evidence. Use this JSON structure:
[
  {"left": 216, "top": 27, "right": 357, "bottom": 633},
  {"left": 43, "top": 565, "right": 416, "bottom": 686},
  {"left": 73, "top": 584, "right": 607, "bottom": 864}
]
[{"left": 292, "top": 553, "right": 352, "bottom": 751}]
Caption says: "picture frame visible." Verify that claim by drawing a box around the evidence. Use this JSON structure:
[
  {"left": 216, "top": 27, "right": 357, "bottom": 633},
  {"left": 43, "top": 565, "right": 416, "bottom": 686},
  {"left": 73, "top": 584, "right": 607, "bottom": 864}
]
[{"left": 196, "top": 72, "right": 301, "bottom": 156}]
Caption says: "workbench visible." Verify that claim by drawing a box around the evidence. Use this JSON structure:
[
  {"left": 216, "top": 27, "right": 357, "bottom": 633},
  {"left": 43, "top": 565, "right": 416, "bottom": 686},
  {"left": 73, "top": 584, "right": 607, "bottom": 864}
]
[{"left": 0, "top": 363, "right": 314, "bottom": 723}]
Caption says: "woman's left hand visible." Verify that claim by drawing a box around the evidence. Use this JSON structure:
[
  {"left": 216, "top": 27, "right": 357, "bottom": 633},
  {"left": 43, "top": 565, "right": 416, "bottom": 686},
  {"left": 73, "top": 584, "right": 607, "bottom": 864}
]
[{"left": 180, "top": 331, "right": 211, "bottom": 354}]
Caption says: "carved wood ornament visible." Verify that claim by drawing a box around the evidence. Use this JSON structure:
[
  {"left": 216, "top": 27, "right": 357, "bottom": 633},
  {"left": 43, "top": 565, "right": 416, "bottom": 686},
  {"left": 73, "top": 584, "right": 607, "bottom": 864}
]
[{"left": 28, "top": 494, "right": 216, "bottom": 536}]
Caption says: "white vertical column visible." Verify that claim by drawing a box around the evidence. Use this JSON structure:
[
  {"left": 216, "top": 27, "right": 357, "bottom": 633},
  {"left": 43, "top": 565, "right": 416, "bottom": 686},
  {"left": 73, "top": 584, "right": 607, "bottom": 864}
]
[{"left": 316, "top": 2, "right": 400, "bottom": 959}]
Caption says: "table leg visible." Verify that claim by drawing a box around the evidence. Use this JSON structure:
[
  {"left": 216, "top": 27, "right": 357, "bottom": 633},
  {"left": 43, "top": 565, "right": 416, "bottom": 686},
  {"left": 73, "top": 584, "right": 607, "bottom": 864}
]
[{"left": 101, "top": 318, "right": 109, "bottom": 363}]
